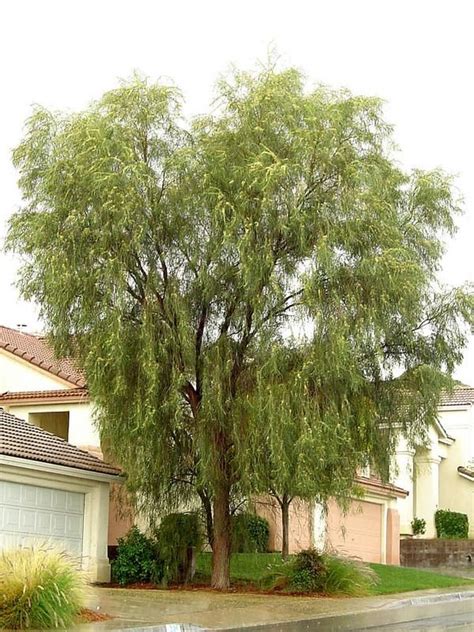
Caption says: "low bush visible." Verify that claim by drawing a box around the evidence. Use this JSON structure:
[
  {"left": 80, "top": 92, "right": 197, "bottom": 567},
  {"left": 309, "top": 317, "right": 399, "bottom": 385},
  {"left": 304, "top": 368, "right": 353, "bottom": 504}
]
[
  {"left": 262, "top": 548, "right": 377, "bottom": 596},
  {"left": 112, "top": 525, "right": 160, "bottom": 585},
  {"left": 411, "top": 517, "right": 426, "bottom": 536},
  {"left": 435, "top": 510, "right": 469, "bottom": 539},
  {"left": 0, "top": 546, "right": 85, "bottom": 630},
  {"left": 232, "top": 513, "right": 269, "bottom": 553},
  {"left": 155, "top": 512, "right": 202, "bottom": 585}
]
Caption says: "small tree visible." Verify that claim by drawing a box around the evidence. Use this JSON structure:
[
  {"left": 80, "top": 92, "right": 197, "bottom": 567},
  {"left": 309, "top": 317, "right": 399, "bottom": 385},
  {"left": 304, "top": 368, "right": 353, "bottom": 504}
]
[{"left": 8, "top": 65, "right": 473, "bottom": 589}]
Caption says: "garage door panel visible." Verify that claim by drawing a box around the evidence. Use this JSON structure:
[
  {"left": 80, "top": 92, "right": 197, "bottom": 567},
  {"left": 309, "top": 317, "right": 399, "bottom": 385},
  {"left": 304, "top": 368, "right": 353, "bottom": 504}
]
[
  {"left": 3, "top": 507, "right": 20, "bottom": 530},
  {"left": 66, "top": 515, "right": 83, "bottom": 538},
  {"left": 22, "top": 486, "right": 37, "bottom": 505},
  {"left": 36, "top": 512, "right": 52, "bottom": 534},
  {"left": 37, "top": 488, "right": 53, "bottom": 508},
  {"left": 5, "top": 482, "right": 22, "bottom": 503},
  {"left": 0, "top": 481, "right": 84, "bottom": 558},
  {"left": 52, "top": 490, "right": 67, "bottom": 511},
  {"left": 21, "top": 509, "right": 36, "bottom": 530}
]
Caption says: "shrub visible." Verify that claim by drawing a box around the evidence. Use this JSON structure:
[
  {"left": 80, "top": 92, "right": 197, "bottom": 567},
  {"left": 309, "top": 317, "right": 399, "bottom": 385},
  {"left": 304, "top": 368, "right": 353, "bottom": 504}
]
[
  {"left": 435, "top": 510, "right": 469, "bottom": 539},
  {"left": 112, "top": 525, "right": 160, "bottom": 585},
  {"left": 0, "top": 547, "right": 85, "bottom": 630},
  {"left": 262, "top": 548, "right": 377, "bottom": 596},
  {"left": 232, "top": 513, "right": 269, "bottom": 553},
  {"left": 155, "top": 512, "right": 202, "bottom": 585},
  {"left": 411, "top": 517, "right": 426, "bottom": 536}
]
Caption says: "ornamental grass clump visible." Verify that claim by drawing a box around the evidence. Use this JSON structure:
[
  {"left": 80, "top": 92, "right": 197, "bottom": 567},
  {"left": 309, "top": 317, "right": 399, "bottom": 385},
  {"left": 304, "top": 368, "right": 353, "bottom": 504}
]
[
  {"left": 0, "top": 547, "right": 85, "bottom": 629},
  {"left": 262, "top": 548, "right": 377, "bottom": 596}
]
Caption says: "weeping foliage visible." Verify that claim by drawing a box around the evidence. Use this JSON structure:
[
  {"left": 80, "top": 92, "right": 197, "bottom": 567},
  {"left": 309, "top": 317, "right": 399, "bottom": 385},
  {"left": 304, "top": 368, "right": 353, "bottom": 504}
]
[{"left": 7, "top": 66, "right": 474, "bottom": 569}]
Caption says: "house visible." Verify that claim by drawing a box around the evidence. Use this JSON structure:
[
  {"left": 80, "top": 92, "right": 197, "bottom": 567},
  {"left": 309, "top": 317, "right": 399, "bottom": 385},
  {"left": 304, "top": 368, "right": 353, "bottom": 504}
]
[
  {"left": 258, "top": 475, "right": 407, "bottom": 565},
  {"left": 260, "top": 384, "right": 474, "bottom": 564},
  {"left": 394, "top": 384, "right": 474, "bottom": 539},
  {"left": 0, "top": 325, "right": 132, "bottom": 563},
  {"left": 0, "top": 408, "right": 121, "bottom": 582}
]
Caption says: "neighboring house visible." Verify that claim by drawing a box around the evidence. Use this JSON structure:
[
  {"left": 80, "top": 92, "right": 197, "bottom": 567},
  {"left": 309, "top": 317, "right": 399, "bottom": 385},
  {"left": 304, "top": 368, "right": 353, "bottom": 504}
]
[
  {"left": 0, "top": 325, "right": 132, "bottom": 553},
  {"left": 258, "top": 475, "right": 407, "bottom": 565},
  {"left": 0, "top": 408, "right": 121, "bottom": 581},
  {"left": 260, "top": 384, "right": 474, "bottom": 564},
  {"left": 394, "top": 384, "right": 474, "bottom": 539}
]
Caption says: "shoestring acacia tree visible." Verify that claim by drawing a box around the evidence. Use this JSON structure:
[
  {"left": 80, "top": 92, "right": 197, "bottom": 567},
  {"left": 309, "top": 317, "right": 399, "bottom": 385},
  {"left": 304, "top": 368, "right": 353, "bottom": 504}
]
[{"left": 7, "top": 65, "right": 473, "bottom": 588}]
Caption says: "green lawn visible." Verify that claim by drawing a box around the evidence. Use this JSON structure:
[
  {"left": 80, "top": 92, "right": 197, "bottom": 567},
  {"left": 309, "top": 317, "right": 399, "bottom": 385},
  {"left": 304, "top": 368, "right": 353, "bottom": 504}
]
[{"left": 196, "top": 553, "right": 474, "bottom": 595}]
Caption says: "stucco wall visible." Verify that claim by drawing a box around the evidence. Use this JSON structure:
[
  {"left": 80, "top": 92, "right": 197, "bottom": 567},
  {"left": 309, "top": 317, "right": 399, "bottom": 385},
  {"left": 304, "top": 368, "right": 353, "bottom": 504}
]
[
  {"left": 438, "top": 407, "right": 474, "bottom": 537},
  {"left": 256, "top": 497, "right": 312, "bottom": 554},
  {"left": 0, "top": 349, "right": 70, "bottom": 391}
]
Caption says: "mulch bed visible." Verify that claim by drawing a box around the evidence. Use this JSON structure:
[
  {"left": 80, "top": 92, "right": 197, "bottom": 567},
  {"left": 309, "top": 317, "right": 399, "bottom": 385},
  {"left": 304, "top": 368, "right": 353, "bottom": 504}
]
[
  {"left": 79, "top": 608, "right": 113, "bottom": 623},
  {"left": 102, "top": 581, "right": 329, "bottom": 597}
]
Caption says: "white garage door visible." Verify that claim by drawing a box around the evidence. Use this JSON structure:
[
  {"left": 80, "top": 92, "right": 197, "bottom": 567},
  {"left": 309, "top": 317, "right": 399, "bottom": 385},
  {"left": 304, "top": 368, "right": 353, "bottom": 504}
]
[{"left": 0, "top": 481, "right": 84, "bottom": 557}]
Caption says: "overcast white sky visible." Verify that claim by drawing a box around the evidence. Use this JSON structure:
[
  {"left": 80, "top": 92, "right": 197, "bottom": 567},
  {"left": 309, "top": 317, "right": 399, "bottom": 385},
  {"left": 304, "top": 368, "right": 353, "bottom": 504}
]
[{"left": 1, "top": 0, "right": 473, "bottom": 382}]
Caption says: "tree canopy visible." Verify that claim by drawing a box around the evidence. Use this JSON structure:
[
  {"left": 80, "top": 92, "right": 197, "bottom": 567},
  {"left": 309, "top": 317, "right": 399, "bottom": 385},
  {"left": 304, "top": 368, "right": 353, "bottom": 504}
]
[{"left": 7, "top": 65, "right": 473, "bottom": 588}]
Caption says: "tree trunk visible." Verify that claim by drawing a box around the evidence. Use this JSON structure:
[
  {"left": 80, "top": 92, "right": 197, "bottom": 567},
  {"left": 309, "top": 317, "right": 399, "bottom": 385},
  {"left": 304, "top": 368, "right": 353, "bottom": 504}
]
[
  {"left": 281, "top": 494, "right": 291, "bottom": 559},
  {"left": 211, "top": 482, "right": 232, "bottom": 589},
  {"left": 198, "top": 489, "right": 214, "bottom": 549}
]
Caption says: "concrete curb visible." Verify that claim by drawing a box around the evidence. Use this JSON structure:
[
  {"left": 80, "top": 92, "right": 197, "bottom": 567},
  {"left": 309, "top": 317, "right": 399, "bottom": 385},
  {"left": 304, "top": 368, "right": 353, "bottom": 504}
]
[{"left": 383, "top": 588, "right": 474, "bottom": 608}]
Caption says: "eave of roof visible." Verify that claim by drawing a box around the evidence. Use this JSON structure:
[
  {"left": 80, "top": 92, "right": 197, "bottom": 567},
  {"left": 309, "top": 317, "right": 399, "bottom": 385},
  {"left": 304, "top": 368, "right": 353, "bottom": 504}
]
[
  {"left": 457, "top": 466, "right": 474, "bottom": 482},
  {"left": 355, "top": 475, "right": 409, "bottom": 498},
  {"left": 0, "top": 388, "right": 89, "bottom": 405}
]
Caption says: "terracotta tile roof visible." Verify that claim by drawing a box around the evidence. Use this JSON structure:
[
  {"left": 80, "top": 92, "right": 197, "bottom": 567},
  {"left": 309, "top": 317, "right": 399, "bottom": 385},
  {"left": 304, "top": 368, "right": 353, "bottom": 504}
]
[
  {"left": 355, "top": 475, "right": 409, "bottom": 498},
  {"left": 458, "top": 466, "right": 474, "bottom": 481},
  {"left": 439, "top": 385, "right": 474, "bottom": 407},
  {"left": 0, "top": 326, "right": 85, "bottom": 387},
  {"left": 0, "top": 408, "right": 120, "bottom": 476},
  {"left": 0, "top": 388, "right": 89, "bottom": 404}
]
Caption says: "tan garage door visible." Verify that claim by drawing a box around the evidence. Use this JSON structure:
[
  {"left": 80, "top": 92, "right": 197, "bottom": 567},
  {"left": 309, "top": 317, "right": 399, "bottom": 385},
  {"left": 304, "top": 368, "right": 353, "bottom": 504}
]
[{"left": 326, "top": 499, "right": 382, "bottom": 563}]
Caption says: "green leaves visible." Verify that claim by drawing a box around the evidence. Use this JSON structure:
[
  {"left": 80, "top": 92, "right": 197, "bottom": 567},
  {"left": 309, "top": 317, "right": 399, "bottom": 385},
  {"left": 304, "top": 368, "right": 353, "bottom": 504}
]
[{"left": 6, "top": 64, "right": 474, "bottom": 529}]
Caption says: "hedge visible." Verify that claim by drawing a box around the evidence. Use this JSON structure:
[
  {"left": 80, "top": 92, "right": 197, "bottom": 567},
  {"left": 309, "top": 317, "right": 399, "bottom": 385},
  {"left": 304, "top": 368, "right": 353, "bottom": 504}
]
[{"left": 435, "top": 509, "right": 469, "bottom": 539}]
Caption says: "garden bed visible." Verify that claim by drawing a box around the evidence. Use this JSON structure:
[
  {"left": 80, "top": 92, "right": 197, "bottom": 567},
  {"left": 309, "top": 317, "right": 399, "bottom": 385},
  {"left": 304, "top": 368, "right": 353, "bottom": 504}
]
[{"left": 108, "top": 552, "right": 474, "bottom": 596}]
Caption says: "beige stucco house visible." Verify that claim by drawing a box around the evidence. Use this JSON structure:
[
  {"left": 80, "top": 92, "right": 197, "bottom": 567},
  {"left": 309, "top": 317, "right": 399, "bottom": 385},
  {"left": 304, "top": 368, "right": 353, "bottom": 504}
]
[
  {"left": 0, "top": 325, "right": 130, "bottom": 580},
  {"left": 260, "top": 384, "right": 474, "bottom": 565},
  {"left": 394, "top": 384, "right": 474, "bottom": 539},
  {"left": 258, "top": 475, "right": 407, "bottom": 565}
]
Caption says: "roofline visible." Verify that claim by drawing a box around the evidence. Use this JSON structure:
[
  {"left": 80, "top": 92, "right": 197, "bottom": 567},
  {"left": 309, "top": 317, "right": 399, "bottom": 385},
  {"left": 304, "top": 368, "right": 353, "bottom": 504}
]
[
  {"left": 0, "top": 342, "right": 85, "bottom": 388},
  {"left": 355, "top": 476, "right": 409, "bottom": 499},
  {"left": 439, "top": 403, "right": 472, "bottom": 410},
  {"left": 0, "top": 454, "right": 123, "bottom": 483},
  {"left": 0, "top": 389, "right": 90, "bottom": 405}
]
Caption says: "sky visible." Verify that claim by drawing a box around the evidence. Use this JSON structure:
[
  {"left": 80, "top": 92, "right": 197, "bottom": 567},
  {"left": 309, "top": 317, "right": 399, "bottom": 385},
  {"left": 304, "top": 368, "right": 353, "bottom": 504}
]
[{"left": 1, "top": 0, "right": 473, "bottom": 382}]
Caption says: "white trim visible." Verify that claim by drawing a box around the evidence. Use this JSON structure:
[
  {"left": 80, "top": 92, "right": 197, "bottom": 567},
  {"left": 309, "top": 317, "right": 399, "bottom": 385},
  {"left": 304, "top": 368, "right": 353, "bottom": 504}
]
[{"left": 0, "top": 454, "right": 122, "bottom": 483}]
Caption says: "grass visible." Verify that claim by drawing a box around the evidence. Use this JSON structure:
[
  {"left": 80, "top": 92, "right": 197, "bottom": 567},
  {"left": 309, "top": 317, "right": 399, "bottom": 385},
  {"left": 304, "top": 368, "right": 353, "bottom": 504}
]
[
  {"left": 196, "top": 552, "right": 474, "bottom": 595},
  {"left": 370, "top": 563, "right": 474, "bottom": 595},
  {"left": 0, "top": 547, "right": 85, "bottom": 629}
]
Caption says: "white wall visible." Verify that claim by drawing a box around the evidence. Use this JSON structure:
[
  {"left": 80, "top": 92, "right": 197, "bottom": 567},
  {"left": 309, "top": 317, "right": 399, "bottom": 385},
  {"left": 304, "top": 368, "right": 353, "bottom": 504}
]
[
  {"left": 438, "top": 406, "right": 474, "bottom": 537},
  {"left": 0, "top": 349, "right": 70, "bottom": 391}
]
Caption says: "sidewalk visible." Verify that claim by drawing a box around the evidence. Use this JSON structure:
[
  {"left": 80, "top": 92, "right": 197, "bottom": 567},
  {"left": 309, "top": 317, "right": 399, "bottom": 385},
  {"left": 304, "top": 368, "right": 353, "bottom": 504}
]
[{"left": 75, "top": 585, "right": 474, "bottom": 631}]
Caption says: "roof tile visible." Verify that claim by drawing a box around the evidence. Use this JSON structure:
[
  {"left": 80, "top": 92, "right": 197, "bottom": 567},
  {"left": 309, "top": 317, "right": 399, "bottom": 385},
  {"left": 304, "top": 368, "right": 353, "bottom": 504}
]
[
  {"left": 439, "top": 385, "right": 474, "bottom": 407},
  {"left": 0, "top": 408, "right": 120, "bottom": 476},
  {"left": 0, "top": 326, "right": 85, "bottom": 387}
]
